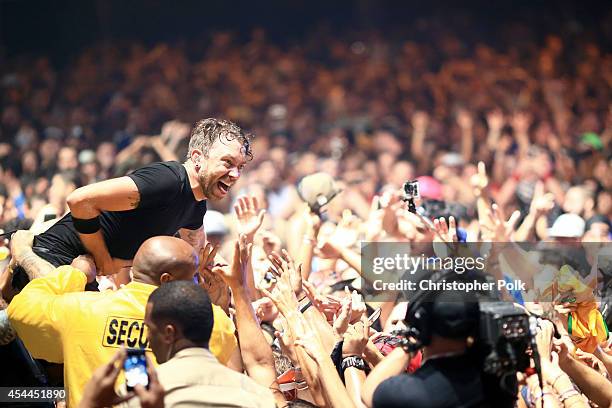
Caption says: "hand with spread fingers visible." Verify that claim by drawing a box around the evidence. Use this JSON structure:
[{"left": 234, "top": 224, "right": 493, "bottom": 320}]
[
  {"left": 213, "top": 235, "right": 251, "bottom": 288},
  {"left": 234, "top": 195, "right": 266, "bottom": 243},
  {"left": 268, "top": 249, "right": 302, "bottom": 296},
  {"left": 302, "top": 280, "right": 342, "bottom": 320},
  {"left": 258, "top": 255, "right": 299, "bottom": 317},
  {"left": 481, "top": 203, "right": 521, "bottom": 242},
  {"left": 196, "top": 242, "right": 231, "bottom": 308}
]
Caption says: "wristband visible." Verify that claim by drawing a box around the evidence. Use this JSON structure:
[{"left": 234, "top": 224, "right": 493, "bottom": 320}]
[
  {"left": 299, "top": 300, "right": 312, "bottom": 313},
  {"left": 73, "top": 216, "right": 101, "bottom": 234},
  {"left": 341, "top": 355, "right": 367, "bottom": 372}
]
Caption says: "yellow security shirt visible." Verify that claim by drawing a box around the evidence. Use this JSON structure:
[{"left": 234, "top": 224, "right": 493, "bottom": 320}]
[{"left": 8, "top": 266, "right": 238, "bottom": 408}]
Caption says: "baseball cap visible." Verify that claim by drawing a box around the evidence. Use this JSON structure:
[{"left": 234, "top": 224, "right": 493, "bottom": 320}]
[
  {"left": 580, "top": 132, "right": 603, "bottom": 151},
  {"left": 297, "top": 172, "right": 341, "bottom": 212},
  {"left": 416, "top": 176, "right": 443, "bottom": 200},
  {"left": 440, "top": 152, "right": 465, "bottom": 167},
  {"left": 78, "top": 149, "right": 96, "bottom": 165},
  {"left": 203, "top": 210, "right": 229, "bottom": 236},
  {"left": 548, "top": 213, "right": 585, "bottom": 238}
]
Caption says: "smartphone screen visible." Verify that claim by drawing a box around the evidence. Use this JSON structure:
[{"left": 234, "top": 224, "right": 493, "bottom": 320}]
[{"left": 124, "top": 349, "right": 149, "bottom": 391}]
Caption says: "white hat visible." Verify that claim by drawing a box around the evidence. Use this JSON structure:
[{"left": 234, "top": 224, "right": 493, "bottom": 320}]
[
  {"left": 203, "top": 211, "right": 229, "bottom": 236},
  {"left": 548, "top": 213, "right": 585, "bottom": 238}
]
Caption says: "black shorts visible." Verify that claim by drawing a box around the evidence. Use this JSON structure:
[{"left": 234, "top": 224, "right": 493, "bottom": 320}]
[{"left": 11, "top": 244, "right": 98, "bottom": 292}]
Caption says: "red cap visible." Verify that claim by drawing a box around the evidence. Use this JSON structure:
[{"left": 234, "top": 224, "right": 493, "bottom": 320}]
[{"left": 416, "top": 176, "right": 443, "bottom": 200}]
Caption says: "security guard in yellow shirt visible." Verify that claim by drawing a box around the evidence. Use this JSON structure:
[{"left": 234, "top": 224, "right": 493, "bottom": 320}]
[{"left": 7, "top": 235, "right": 238, "bottom": 408}]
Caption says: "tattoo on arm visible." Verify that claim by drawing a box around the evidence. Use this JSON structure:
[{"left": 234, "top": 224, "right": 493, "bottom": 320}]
[
  {"left": 181, "top": 228, "right": 204, "bottom": 249},
  {"left": 18, "top": 250, "right": 55, "bottom": 280},
  {"left": 128, "top": 193, "right": 140, "bottom": 209}
]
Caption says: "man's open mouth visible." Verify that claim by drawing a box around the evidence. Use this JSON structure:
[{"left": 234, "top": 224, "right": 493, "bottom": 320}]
[{"left": 217, "top": 181, "right": 230, "bottom": 194}]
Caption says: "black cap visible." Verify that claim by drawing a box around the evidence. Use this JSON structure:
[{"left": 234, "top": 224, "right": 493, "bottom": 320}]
[{"left": 430, "top": 291, "right": 480, "bottom": 339}]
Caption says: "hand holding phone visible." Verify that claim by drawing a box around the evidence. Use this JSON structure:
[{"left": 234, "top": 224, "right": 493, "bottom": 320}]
[{"left": 124, "top": 348, "right": 149, "bottom": 391}]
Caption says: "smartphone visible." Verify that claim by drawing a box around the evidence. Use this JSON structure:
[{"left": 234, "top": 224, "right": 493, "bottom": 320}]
[
  {"left": 124, "top": 348, "right": 149, "bottom": 391},
  {"left": 368, "top": 308, "right": 382, "bottom": 325}
]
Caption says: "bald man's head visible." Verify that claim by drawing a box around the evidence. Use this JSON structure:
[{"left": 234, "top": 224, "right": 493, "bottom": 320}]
[{"left": 132, "top": 236, "right": 198, "bottom": 285}]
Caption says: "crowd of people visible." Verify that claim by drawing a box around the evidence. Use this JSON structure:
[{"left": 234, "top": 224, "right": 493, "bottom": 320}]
[{"left": 0, "top": 15, "right": 611, "bottom": 408}]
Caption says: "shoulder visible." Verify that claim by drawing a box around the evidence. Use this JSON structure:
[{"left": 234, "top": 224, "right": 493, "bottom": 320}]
[
  {"left": 374, "top": 374, "right": 427, "bottom": 408},
  {"left": 133, "top": 161, "right": 183, "bottom": 176}
]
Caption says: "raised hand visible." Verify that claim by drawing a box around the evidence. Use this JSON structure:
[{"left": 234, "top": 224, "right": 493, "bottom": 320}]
[
  {"left": 347, "top": 288, "right": 367, "bottom": 324},
  {"left": 529, "top": 182, "right": 555, "bottom": 216},
  {"left": 302, "top": 280, "right": 342, "bottom": 321},
  {"left": 342, "top": 315, "right": 370, "bottom": 358},
  {"left": 213, "top": 235, "right": 251, "bottom": 288},
  {"left": 433, "top": 216, "right": 458, "bottom": 244},
  {"left": 196, "top": 242, "right": 231, "bottom": 307},
  {"left": 411, "top": 111, "right": 429, "bottom": 131},
  {"left": 333, "top": 298, "right": 352, "bottom": 339},
  {"left": 196, "top": 242, "right": 219, "bottom": 278},
  {"left": 456, "top": 109, "right": 473, "bottom": 130},
  {"left": 259, "top": 254, "right": 299, "bottom": 316},
  {"left": 470, "top": 161, "right": 489, "bottom": 196},
  {"left": 268, "top": 249, "right": 302, "bottom": 296},
  {"left": 486, "top": 110, "right": 505, "bottom": 131},
  {"left": 234, "top": 196, "right": 266, "bottom": 242},
  {"left": 481, "top": 203, "right": 521, "bottom": 242}
]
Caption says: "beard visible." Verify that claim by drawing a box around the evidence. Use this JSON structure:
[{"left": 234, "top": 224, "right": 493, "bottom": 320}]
[{"left": 198, "top": 170, "right": 229, "bottom": 201}]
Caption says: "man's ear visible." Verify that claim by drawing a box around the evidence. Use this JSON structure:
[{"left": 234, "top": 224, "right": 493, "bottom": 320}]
[
  {"left": 163, "top": 324, "right": 176, "bottom": 344},
  {"left": 190, "top": 149, "right": 203, "bottom": 165},
  {"left": 160, "top": 272, "right": 173, "bottom": 284}
]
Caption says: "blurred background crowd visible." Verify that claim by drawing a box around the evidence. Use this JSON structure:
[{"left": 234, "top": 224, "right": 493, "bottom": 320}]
[{"left": 0, "top": 0, "right": 611, "bottom": 242}]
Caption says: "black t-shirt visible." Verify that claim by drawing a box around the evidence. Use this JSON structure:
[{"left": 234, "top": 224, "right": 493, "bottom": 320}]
[
  {"left": 34, "top": 161, "right": 206, "bottom": 264},
  {"left": 373, "top": 354, "right": 486, "bottom": 408}
]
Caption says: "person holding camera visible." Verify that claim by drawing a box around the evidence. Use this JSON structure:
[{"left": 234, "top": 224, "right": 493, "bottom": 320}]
[{"left": 362, "top": 290, "right": 485, "bottom": 408}]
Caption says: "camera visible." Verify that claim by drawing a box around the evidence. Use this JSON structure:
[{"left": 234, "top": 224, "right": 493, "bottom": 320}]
[
  {"left": 402, "top": 180, "right": 419, "bottom": 213},
  {"left": 477, "top": 302, "right": 530, "bottom": 377}
]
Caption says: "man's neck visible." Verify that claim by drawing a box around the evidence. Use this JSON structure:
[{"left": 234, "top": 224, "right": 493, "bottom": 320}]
[
  {"left": 169, "top": 340, "right": 208, "bottom": 360},
  {"left": 183, "top": 160, "right": 207, "bottom": 201},
  {"left": 130, "top": 272, "right": 158, "bottom": 286}
]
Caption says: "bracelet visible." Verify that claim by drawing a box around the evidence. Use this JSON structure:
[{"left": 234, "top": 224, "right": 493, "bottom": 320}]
[
  {"left": 559, "top": 389, "right": 580, "bottom": 402},
  {"left": 73, "top": 216, "right": 101, "bottom": 234},
  {"left": 551, "top": 372, "right": 567, "bottom": 389}
]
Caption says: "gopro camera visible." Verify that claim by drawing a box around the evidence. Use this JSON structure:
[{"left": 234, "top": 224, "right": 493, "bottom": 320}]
[{"left": 402, "top": 180, "right": 420, "bottom": 213}]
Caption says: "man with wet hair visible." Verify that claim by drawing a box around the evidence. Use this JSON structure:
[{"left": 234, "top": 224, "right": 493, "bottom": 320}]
[{"left": 10, "top": 118, "right": 252, "bottom": 286}]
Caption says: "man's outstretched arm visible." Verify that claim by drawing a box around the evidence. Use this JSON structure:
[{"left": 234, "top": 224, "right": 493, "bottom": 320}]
[{"left": 67, "top": 177, "right": 141, "bottom": 276}]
